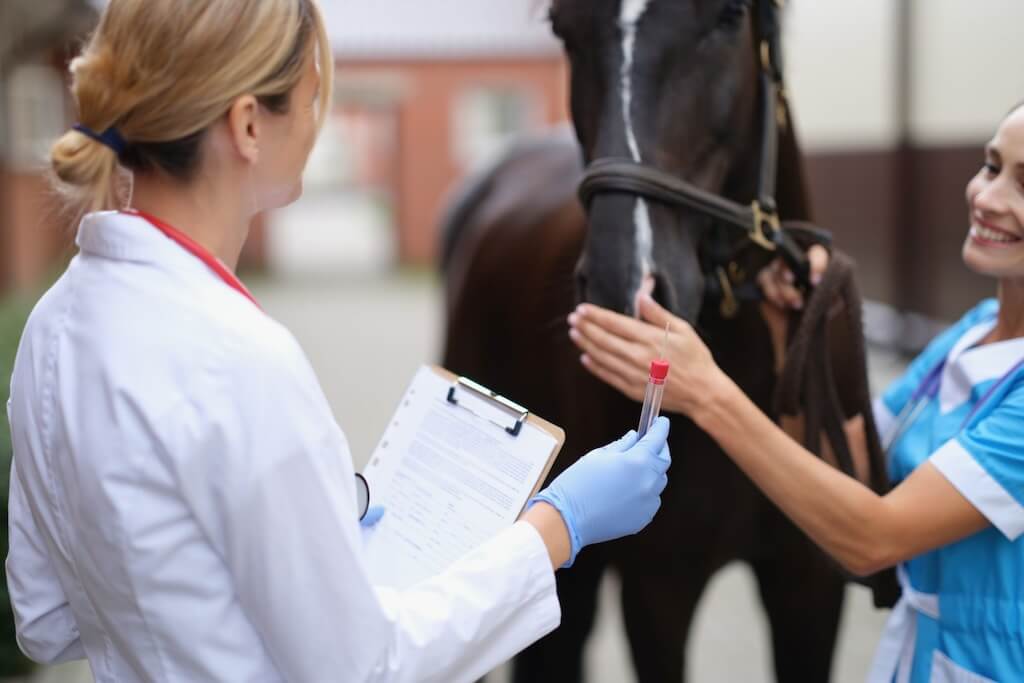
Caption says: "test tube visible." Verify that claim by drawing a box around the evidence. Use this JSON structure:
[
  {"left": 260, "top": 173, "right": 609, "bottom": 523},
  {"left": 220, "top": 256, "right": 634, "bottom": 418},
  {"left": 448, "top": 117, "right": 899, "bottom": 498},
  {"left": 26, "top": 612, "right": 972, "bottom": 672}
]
[{"left": 637, "top": 359, "right": 670, "bottom": 438}]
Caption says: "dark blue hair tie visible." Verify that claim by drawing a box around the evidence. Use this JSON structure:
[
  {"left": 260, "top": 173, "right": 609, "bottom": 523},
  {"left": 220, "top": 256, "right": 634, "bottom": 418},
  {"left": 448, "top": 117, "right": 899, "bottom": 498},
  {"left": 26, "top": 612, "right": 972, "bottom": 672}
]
[{"left": 73, "top": 124, "right": 127, "bottom": 157}]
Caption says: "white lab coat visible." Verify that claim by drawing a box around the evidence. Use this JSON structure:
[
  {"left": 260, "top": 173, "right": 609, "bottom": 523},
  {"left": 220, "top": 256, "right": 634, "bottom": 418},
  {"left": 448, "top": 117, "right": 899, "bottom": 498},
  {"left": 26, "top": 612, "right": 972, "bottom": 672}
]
[{"left": 5, "top": 211, "right": 560, "bottom": 682}]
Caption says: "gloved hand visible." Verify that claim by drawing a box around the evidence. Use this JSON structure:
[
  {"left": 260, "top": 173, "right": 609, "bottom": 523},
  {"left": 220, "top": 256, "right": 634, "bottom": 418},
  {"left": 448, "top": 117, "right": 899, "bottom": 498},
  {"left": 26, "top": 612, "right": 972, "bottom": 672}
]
[
  {"left": 531, "top": 416, "right": 671, "bottom": 567},
  {"left": 361, "top": 506, "right": 386, "bottom": 527},
  {"left": 360, "top": 505, "right": 385, "bottom": 546}
]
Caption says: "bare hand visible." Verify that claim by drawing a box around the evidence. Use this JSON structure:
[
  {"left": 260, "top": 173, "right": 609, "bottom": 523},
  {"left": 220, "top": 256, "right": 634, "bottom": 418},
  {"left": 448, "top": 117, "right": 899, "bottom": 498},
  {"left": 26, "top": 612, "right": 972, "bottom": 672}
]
[
  {"left": 567, "top": 295, "right": 729, "bottom": 417},
  {"left": 757, "top": 244, "right": 829, "bottom": 311},
  {"left": 757, "top": 245, "right": 829, "bottom": 372}
]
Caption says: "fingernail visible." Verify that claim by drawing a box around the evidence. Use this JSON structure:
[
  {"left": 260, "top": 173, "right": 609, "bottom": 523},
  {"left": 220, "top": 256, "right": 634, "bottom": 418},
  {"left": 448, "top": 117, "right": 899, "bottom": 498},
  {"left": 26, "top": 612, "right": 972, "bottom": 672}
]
[
  {"left": 569, "top": 328, "right": 580, "bottom": 341},
  {"left": 568, "top": 313, "right": 579, "bottom": 327},
  {"left": 580, "top": 354, "right": 590, "bottom": 365},
  {"left": 576, "top": 304, "right": 588, "bottom": 315}
]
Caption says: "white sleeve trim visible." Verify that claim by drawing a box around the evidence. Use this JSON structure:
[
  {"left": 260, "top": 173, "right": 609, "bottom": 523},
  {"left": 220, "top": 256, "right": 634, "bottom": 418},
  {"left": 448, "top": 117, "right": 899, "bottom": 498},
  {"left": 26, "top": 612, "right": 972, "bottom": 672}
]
[{"left": 930, "top": 439, "right": 1024, "bottom": 541}]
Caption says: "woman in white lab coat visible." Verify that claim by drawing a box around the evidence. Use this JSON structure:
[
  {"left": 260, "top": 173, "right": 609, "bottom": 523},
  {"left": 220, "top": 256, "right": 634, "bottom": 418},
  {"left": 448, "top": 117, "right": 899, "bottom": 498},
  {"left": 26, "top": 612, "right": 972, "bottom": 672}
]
[{"left": 4, "top": 1, "right": 671, "bottom": 681}]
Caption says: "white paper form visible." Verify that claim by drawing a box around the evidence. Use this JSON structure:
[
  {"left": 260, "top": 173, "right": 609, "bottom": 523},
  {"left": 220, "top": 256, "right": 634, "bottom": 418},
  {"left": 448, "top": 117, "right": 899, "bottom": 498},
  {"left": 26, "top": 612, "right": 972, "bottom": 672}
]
[{"left": 363, "top": 366, "right": 557, "bottom": 589}]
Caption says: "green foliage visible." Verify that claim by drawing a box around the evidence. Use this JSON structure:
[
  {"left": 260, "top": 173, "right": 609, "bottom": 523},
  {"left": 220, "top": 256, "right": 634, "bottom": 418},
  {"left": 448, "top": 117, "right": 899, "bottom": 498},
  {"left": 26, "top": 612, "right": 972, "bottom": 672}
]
[{"left": 0, "top": 296, "right": 35, "bottom": 676}]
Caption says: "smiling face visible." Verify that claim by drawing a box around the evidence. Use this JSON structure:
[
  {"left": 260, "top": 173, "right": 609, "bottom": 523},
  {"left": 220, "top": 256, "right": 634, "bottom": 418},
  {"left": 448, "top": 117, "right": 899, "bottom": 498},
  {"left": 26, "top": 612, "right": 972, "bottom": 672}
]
[
  {"left": 549, "top": 0, "right": 760, "bottom": 319},
  {"left": 963, "top": 104, "right": 1024, "bottom": 280}
]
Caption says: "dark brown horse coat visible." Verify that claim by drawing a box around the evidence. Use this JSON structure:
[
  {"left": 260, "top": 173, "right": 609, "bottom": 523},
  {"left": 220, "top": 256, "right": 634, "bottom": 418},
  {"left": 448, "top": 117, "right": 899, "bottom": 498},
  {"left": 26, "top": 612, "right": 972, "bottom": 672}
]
[{"left": 441, "top": 2, "right": 886, "bottom": 681}]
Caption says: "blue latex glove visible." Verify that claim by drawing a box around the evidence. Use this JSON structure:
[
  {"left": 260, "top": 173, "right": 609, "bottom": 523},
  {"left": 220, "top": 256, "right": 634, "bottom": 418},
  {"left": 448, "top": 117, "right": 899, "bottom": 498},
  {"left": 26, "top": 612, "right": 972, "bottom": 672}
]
[
  {"left": 531, "top": 416, "right": 671, "bottom": 567},
  {"left": 361, "top": 506, "right": 386, "bottom": 527},
  {"left": 360, "top": 505, "right": 386, "bottom": 546}
]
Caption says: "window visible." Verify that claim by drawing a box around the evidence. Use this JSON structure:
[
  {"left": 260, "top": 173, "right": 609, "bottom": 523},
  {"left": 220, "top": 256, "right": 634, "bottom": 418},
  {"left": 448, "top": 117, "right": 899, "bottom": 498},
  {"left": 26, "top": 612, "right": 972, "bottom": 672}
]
[
  {"left": 452, "top": 86, "right": 538, "bottom": 171},
  {"left": 6, "top": 64, "right": 66, "bottom": 170}
]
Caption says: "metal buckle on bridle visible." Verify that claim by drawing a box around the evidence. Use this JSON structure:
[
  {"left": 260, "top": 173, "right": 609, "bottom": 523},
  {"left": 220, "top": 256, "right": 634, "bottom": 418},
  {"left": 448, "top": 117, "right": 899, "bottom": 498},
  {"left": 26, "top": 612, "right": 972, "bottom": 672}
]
[
  {"left": 775, "top": 86, "right": 790, "bottom": 131},
  {"left": 759, "top": 40, "right": 788, "bottom": 129},
  {"left": 716, "top": 266, "right": 739, "bottom": 319},
  {"left": 750, "top": 200, "right": 780, "bottom": 252},
  {"left": 759, "top": 40, "right": 773, "bottom": 74}
]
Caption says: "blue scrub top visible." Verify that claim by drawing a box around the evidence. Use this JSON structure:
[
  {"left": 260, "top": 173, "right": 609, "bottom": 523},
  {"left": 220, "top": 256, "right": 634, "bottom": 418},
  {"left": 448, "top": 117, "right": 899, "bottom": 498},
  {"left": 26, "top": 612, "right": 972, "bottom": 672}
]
[{"left": 872, "top": 299, "right": 1024, "bottom": 682}]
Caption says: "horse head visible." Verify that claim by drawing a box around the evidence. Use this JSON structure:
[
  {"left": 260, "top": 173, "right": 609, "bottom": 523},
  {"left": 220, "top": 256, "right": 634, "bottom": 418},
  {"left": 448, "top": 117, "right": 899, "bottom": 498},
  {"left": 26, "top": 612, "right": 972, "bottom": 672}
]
[{"left": 550, "top": 0, "right": 779, "bottom": 321}]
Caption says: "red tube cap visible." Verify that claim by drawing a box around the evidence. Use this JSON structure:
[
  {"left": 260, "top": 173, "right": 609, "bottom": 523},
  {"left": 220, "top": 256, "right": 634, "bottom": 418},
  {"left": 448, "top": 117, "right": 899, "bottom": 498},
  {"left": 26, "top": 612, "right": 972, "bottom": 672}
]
[{"left": 649, "top": 359, "right": 670, "bottom": 382}]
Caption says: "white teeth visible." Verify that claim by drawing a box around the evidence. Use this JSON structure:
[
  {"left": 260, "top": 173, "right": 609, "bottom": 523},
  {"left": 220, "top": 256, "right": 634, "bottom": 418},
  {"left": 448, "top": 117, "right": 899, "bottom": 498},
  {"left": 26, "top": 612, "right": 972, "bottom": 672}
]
[{"left": 972, "top": 225, "right": 1021, "bottom": 244}]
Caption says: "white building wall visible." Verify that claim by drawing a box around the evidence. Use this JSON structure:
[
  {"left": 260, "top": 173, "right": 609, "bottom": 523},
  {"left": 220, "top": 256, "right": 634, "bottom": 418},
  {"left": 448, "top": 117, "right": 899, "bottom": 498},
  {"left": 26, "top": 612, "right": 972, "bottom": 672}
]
[
  {"left": 784, "top": 0, "right": 899, "bottom": 150},
  {"left": 911, "top": 0, "right": 1024, "bottom": 145},
  {"left": 784, "top": 0, "right": 1024, "bottom": 151},
  {"left": 323, "top": 0, "right": 559, "bottom": 59}
]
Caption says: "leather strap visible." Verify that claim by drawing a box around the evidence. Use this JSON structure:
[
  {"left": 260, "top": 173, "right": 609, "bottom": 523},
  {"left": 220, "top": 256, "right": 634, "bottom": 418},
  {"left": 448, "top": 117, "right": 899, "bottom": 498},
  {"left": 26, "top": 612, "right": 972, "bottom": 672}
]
[{"left": 576, "top": 0, "right": 824, "bottom": 297}]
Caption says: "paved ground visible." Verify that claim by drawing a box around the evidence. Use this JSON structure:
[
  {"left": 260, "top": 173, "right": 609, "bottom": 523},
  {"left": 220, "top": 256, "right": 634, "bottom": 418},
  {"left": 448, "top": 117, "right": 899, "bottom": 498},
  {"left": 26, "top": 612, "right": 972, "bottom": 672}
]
[{"left": 33, "top": 273, "right": 908, "bottom": 683}]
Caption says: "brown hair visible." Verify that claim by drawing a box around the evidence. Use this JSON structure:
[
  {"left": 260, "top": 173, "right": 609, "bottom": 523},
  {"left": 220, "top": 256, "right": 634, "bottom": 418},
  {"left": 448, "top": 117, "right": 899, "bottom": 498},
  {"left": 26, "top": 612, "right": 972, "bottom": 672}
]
[{"left": 50, "top": 0, "right": 333, "bottom": 214}]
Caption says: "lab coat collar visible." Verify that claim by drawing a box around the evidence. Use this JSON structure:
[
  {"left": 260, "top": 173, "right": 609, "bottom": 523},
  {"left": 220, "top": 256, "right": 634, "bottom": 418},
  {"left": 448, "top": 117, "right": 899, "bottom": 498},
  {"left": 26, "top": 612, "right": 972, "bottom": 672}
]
[
  {"left": 78, "top": 211, "right": 177, "bottom": 263},
  {"left": 75, "top": 210, "right": 220, "bottom": 281}
]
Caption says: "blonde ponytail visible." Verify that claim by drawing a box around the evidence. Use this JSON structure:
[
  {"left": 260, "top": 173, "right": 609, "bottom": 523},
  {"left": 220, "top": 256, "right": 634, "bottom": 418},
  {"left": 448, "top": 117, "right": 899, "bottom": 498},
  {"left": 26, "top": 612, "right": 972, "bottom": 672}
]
[
  {"left": 51, "top": 129, "right": 123, "bottom": 214},
  {"left": 50, "top": 0, "right": 332, "bottom": 215}
]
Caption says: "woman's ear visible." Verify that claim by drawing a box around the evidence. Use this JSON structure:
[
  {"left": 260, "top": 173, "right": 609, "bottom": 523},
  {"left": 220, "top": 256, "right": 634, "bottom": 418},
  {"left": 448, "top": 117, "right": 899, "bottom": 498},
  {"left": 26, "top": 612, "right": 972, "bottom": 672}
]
[{"left": 226, "top": 95, "right": 260, "bottom": 165}]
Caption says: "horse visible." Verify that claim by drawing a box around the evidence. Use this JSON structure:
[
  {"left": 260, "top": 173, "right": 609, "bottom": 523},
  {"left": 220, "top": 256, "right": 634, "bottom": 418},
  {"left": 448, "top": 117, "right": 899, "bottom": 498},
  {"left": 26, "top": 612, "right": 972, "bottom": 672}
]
[{"left": 441, "top": 1, "right": 891, "bottom": 680}]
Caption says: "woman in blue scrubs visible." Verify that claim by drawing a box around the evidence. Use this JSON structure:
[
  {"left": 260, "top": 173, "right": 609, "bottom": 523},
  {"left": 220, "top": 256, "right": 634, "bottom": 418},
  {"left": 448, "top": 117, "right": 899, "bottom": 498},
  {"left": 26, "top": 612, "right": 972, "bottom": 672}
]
[{"left": 566, "top": 103, "right": 1024, "bottom": 682}]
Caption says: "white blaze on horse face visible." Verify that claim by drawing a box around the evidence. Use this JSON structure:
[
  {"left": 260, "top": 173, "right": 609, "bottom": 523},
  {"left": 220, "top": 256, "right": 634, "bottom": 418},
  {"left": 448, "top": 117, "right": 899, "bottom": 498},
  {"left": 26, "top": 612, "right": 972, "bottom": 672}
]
[
  {"left": 619, "top": 0, "right": 649, "bottom": 162},
  {"left": 620, "top": 0, "right": 655, "bottom": 305}
]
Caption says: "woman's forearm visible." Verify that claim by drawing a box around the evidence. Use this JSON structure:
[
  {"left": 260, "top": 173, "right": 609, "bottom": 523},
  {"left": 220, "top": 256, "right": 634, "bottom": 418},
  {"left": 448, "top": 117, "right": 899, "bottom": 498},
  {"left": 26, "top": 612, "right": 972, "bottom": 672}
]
[
  {"left": 694, "top": 374, "right": 897, "bottom": 576},
  {"left": 522, "top": 502, "right": 571, "bottom": 570},
  {"left": 567, "top": 299, "right": 987, "bottom": 571}
]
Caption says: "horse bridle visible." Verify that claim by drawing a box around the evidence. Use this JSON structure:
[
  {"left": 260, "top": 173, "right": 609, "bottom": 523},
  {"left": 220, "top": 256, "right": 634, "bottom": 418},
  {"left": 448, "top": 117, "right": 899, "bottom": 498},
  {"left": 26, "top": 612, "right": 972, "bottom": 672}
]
[{"left": 577, "top": 0, "right": 826, "bottom": 318}]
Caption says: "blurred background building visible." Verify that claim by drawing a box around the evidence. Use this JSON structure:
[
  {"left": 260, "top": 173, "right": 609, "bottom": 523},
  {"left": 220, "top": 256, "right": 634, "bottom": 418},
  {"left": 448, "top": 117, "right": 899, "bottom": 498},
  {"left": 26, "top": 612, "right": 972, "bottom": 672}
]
[
  {"left": 2, "top": 1, "right": 1024, "bottom": 682},
  {"left": 0, "top": 0, "right": 97, "bottom": 294},
  {"left": 788, "top": 0, "right": 1024, "bottom": 342},
  {"left": 296, "top": 1, "right": 569, "bottom": 270},
  {"left": 3, "top": 0, "right": 1024, "bottom": 325}
]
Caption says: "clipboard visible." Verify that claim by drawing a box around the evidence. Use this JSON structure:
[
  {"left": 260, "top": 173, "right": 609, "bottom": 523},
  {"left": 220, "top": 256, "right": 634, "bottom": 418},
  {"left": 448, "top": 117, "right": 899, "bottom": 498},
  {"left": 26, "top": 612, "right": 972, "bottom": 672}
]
[
  {"left": 433, "top": 365, "right": 564, "bottom": 502},
  {"left": 361, "top": 365, "right": 565, "bottom": 589}
]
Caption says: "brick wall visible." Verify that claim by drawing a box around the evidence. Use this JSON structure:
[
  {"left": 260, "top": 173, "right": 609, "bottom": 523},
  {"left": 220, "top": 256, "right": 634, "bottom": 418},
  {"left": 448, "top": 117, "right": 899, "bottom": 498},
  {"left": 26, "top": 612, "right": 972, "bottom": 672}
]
[
  {"left": 0, "top": 169, "right": 75, "bottom": 293},
  {"left": 337, "top": 57, "right": 569, "bottom": 265}
]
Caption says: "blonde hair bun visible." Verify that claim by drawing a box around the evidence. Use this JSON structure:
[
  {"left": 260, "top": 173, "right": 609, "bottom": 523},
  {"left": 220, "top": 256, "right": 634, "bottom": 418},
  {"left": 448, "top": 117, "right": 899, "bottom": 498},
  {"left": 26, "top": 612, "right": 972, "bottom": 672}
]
[
  {"left": 50, "top": 0, "right": 332, "bottom": 215},
  {"left": 51, "top": 128, "right": 122, "bottom": 213}
]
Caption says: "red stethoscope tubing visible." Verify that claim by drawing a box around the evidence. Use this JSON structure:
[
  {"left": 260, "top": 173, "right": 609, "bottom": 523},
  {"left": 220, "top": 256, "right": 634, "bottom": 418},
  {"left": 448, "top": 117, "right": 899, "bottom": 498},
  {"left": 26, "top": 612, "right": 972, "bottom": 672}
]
[
  {"left": 124, "top": 209, "right": 373, "bottom": 520},
  {"left": 123, "top": 209, "right": 262, "bottom": 310}
]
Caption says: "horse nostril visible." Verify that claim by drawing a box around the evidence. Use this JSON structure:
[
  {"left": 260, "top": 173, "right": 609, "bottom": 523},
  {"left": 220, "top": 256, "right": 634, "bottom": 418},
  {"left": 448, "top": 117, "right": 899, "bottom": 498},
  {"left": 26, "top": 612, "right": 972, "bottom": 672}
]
[
  {"left": 649, "top": 274, "right": 677, "bottom": 315},
  {"left": 575, "top": 271, "right": 589, "bottom": 305}
]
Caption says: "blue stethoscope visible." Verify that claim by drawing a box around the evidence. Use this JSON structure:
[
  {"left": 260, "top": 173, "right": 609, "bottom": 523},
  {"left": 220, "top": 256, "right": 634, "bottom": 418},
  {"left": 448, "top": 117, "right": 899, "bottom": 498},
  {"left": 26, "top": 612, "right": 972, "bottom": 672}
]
[{"left": 884, "top": 353, "right": 1024, "bottom": 452}]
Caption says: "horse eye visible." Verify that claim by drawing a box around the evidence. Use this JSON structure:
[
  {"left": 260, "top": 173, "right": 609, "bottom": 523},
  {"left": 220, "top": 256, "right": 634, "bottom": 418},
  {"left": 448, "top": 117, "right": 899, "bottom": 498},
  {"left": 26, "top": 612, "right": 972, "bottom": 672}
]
[{"left": 717, "top": 0, "right": 751, "bottom": 28}]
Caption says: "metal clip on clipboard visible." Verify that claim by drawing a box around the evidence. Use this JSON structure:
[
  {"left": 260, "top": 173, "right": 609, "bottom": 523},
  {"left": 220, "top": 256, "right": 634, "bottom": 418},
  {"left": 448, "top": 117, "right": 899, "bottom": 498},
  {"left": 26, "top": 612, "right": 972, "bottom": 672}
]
[{"left": 446, "top": 376, "right": 530, "bottom": 437}]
